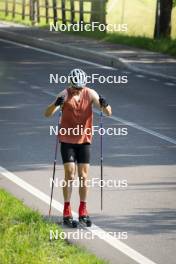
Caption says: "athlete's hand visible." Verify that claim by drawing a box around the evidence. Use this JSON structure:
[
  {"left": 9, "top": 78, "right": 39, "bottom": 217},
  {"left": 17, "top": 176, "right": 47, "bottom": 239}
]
[
  {"left": 99, "top": 95, "right": 108, "bottom": 108},
  {"left": 54, "top": 96, "right": 65, "bottom": 107}
]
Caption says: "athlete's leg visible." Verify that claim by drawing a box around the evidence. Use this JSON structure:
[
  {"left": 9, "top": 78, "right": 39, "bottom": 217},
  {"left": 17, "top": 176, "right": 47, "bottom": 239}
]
[
  {"left": 77, "top": 163, "right": 89, "bottom": 202},
  {"left": 78, "top": 163, "right": 90, "bottom": 218},
  {"left": 63, "top": 162, "right": 76, "bottom": 202},
  {"left": 77, "top": 143, "right": 91, "bottom": 217},
  {"left": 77, "top": 143, "right": 90, "bottom": 202},
  {"left": 60, "top": 143, "right": 76, "bottom": 202},
  {"left": 60, "top": 142, "right": 77, "bottom": 218}
]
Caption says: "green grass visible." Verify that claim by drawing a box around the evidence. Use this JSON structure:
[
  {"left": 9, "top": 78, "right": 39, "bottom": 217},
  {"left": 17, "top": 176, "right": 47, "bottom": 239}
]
[
  {"left": 66, "top": 29, "right": 176, "bottom": 57},
  {"left": 0, "top": 12, "right": 31, "bottom": 26},
  {"left": 0, "top": 189, "right": 106, "bottom": 264},
  {"left": 104, "top": 34, "right": 176, "bottom": 56}
]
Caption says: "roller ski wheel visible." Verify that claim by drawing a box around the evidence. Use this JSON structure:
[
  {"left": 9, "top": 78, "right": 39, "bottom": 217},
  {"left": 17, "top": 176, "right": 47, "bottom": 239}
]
[
  {"left": 79, "top": 216, "right": 92, "bottom": 227},
  {"left": 63, "top": 217, "right": 78, "bottom": 228}
]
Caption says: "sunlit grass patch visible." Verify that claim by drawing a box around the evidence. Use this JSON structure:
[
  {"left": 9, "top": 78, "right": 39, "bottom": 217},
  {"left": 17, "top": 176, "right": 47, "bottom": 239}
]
[{"left": 0, "top": 189, "right": 106, "bottom": 264}]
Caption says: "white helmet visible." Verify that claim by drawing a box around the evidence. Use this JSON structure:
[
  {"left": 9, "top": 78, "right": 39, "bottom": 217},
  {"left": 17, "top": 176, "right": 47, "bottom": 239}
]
[{"left": 69, "top": 68, "right": 87, "bottom": 88}]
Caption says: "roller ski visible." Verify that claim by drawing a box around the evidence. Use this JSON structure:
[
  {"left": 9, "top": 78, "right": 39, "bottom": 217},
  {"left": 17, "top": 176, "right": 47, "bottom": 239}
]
[
  {"left": 63, "top": 216, "right": 78, "bottom": 228},
  {"left": 79, "top": 215, "right": 92, "bottom": 227}
]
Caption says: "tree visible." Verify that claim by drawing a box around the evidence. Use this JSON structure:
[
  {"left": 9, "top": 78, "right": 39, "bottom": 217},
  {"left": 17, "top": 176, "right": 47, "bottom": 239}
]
[
  {"left": 91, "top": 0, "right": 107, "bottom": 25},
  {"left": 154, "top": 0, "right": 174, "bottom": 38}
]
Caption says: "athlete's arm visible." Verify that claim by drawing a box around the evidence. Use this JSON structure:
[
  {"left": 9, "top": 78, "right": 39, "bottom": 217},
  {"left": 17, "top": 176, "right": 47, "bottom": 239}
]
[
  {"left": 44, "top": 90, "right": 67, "bottom": 117},
  {"left": 88, "top": 88, "right": 112, "bottom": 116}
]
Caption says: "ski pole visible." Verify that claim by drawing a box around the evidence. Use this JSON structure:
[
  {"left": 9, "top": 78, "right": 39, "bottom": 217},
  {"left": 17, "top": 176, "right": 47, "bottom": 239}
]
[
  {"left": 100, "top": 108, "right": 103, "bottom": 211},
  {"left": 49, "top": 108, "right": 62, "bottom": 218}
]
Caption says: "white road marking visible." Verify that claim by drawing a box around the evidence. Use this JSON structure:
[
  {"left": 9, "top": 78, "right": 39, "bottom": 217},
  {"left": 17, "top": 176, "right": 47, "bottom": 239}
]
[
  {"left": 135, "top": 74, "right": 145, "bottom": 78},
  {"left": 0, "top": 38, "right": 115, "bottom": 70},
  {"left": 119, "top": 57, "right": 176, "bottom": 81},
  {"left": 18, "top": 80, "right": 27, "bottom": 84},
  {"left": 1, "top": 37, "right": 176, "bottom": 146},
  {"left": 7, "top": 76, "right": 16, "bottom": 80},
  {"left": 168, "top": 104, "right": 176, "bottom": 107},
  {"left": 122, "top": 71, "right": 131, "bottom": 74},
  {"left": 149, "top": 78, "right": 158, "bottom": 82},
  {"left": 94, "top": 109, "right": 176, "bottom": 145},
  {"left": 42, "top": 90, "right": 56, "bottom": 96},
  {"left": 30, "top": 85, "right": 42, "bottom": 89},
  {"left": 0, "top": 166, "right": 157, "bottom": 264},
  {"left": 164, "top": 82, "right": 175, "bottom": 86}
]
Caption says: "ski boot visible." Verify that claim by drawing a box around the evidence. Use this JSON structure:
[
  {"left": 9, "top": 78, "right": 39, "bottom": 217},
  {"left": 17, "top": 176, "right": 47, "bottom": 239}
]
[{"left": 78, "top": 201, "right": 92, "bottom": 227}]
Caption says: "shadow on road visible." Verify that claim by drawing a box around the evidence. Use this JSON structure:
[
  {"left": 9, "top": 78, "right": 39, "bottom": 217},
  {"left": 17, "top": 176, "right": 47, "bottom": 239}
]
[{"left": 91, "top": 209, "right": 176, "bottom": 235}]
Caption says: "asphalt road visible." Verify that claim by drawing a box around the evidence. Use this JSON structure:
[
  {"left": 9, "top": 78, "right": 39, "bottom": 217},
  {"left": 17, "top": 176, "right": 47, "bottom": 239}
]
[{"left": 0, "top": 39, "right": 176, "bottom": 264}]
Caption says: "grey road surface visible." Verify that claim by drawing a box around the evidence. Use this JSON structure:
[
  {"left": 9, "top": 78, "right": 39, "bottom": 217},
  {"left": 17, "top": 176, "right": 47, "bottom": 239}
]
[{"left": 0, "top": 39, "right": 176, "bottom": 264}]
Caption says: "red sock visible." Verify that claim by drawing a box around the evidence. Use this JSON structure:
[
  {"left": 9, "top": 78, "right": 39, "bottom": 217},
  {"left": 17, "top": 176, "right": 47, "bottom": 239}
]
[
  {"left": 63, "top": 202, "right": 72, "bottom": 218},
  {"left": 79, "top": 201, "right": 88, "bottom": 217}
]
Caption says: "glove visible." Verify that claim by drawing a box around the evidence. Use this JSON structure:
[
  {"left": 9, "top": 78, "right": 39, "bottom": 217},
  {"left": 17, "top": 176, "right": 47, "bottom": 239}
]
[
  {"left": 99, "top": 95, "right": 108, "bottom": 108},
  {"left": 54, "top": 96, "right": 65, "bottom": 107}
]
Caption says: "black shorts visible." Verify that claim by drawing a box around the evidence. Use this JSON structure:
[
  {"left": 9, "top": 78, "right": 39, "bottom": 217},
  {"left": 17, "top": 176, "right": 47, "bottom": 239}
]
[{"left": 60, "top": 142, "right": 91, "bottom": 164}]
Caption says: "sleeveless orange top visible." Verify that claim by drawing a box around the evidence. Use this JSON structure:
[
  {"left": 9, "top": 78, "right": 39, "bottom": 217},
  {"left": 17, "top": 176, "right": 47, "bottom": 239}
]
[{"left": 59, "top": 87, "right": 93, "bottom": 144}]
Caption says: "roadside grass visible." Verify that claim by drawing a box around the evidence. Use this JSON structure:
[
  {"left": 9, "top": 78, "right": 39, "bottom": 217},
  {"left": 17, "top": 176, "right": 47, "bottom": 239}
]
[
  {"left": 0, "top": 189, "right": 106, "bottom": 264},
  {"left": 0, "top": 12, "right": 31, "bottom": 25},
  {"left": 67, "top": 30, "right": 176, "bottom": 57},
  {"left": 104, "top": 34, "right": 176, "bottom": 56}
]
